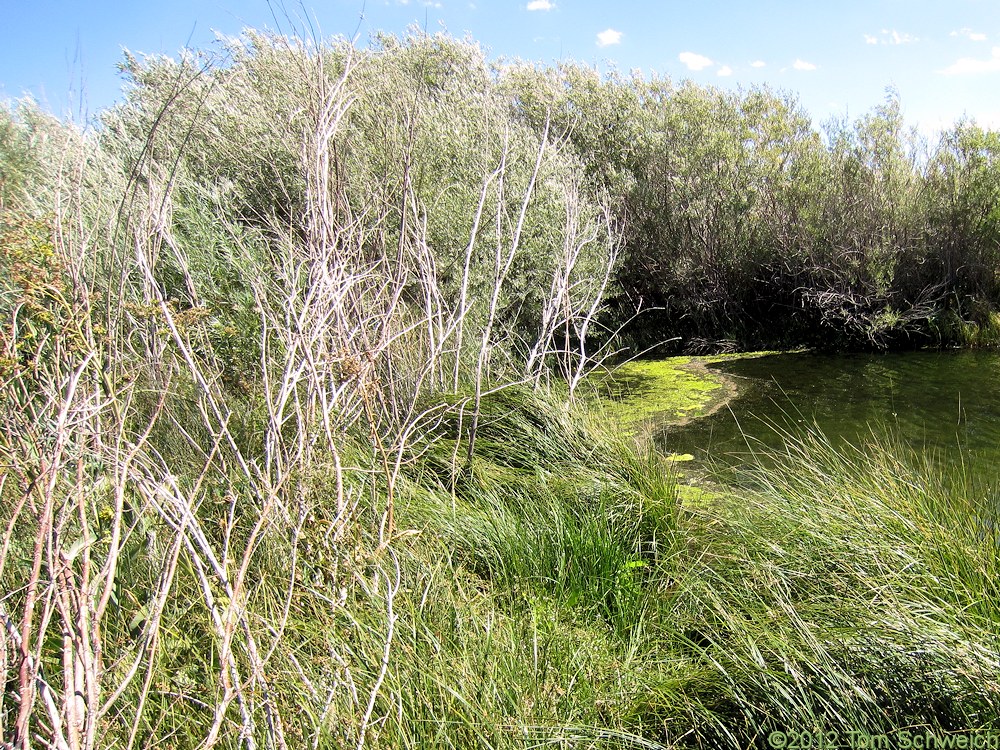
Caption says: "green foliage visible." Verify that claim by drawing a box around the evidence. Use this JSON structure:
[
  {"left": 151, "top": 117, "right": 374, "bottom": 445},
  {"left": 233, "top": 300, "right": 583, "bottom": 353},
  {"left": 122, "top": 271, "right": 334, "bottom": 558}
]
[
  {"left": 0, "top": 213, "right": 87, "bottom": 400},
  {"left": 502, "top": 70, "right": 1000, "bottom": 352},
  {"left": 404, "top": 389, "right": 678, "bottom": 635},
  {"left": 0, "top": 104, "right": 35, "bottom": 209}
]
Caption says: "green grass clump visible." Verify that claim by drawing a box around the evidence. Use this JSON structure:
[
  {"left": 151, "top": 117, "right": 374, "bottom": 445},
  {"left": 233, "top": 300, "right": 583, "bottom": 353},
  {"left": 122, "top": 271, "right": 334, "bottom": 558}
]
[
  {"left": 332, "top": 391, "right": 1000, "bottom": 747},
  {"left": 664, "top": 427, "right": 1000, "bottom": 742},
  {"left": 320, "top": 387, "right": 686, "bottom": 748},
  {"left": 404, "top": 388, "right": 679, "bottom": 637}
]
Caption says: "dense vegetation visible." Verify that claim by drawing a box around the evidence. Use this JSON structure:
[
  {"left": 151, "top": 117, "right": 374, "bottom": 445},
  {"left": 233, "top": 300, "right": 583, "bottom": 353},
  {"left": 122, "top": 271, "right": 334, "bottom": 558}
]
[
  {"left": 504, "top": 65, "right": 1000, "bottom": 351},
  {"left": 2, "top": 30, "right": 999, "bottom": 749}
]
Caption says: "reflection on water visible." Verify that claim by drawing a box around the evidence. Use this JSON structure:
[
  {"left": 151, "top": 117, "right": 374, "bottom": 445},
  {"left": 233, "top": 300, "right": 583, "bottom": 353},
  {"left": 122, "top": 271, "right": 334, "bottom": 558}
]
[{"left": 656, "top": 351, "right": 1000, "bottom": 481}]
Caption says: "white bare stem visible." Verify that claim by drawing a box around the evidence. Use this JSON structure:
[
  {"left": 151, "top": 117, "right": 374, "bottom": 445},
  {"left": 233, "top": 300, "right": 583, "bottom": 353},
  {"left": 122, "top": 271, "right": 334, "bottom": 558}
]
[{"left": 468, "top": 116, "right": 550, "bottom": 459}]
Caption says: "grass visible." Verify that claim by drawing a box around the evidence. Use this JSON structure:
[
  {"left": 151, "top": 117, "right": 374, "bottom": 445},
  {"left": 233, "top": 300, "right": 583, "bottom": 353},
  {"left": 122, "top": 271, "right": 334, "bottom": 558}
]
[
  {"left": 671, "top": 426, "right": 1000, "bottom": 739},
  {"left": 303, "top": 392, "right": 1000, "bottom": 747}
]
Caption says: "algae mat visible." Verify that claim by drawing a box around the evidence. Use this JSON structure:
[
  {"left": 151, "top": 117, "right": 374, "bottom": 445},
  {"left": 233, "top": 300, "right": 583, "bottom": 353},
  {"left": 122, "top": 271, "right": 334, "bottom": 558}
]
[{"left": 590, "top": 356, "right": 736, "bottom": 432}]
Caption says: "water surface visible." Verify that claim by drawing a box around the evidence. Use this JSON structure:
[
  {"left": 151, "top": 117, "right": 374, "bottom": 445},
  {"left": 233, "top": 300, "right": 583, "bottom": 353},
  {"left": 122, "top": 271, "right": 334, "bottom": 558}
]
[{"left": 657, "top": 351, "right": 1000, "bottom": 480}]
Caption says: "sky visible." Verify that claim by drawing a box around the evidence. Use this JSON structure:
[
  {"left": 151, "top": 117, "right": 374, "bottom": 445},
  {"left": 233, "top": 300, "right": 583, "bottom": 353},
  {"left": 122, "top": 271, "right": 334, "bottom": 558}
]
[{"left": 3, "top": 0, "right": 1000, "bottom": 136}]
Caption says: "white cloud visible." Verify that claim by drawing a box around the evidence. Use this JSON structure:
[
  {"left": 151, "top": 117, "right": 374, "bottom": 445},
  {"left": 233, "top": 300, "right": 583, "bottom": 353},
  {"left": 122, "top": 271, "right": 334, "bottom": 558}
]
[
  {"left": 750, "top": 60, "right": 766, "bottom": 68},
  {"left": 942, "top": 46, "right": 1000, "bottom": 74},
  {"left": 864, "top": 29, "right": 918, "bottom": 45},
  {"left": 596, "top": 28, "right": 623, "bottom": 47},
  {"left": 793, "top": 59, "right": 817, "bottom": 71},
  {"left": 952, "top": 28, "right": 987, "bottom": 42},
  {"left": 874, "top": 29, "right": 918, "bottom": 45},
  {"left": 678, "top": 51, "right": 713, "bottom": 71},
  {"left": 526, "top": 0, "right": 554, "bottom": 10},
  {"left": 717, "top": 65, "right": 733, "bottom": 77}
]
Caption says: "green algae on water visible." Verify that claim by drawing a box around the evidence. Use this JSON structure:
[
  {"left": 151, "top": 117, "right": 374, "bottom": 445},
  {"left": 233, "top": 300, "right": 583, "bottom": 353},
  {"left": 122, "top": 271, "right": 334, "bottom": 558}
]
[{"left": 588, "top": 357, "right": 730, "bottom": 431}]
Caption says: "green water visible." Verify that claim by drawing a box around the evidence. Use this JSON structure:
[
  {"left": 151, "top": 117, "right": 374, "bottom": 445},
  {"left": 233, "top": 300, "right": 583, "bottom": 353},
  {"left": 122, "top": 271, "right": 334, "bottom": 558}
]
[{"left": 657, "top": 351, "right": 1000, "bottom": 479}]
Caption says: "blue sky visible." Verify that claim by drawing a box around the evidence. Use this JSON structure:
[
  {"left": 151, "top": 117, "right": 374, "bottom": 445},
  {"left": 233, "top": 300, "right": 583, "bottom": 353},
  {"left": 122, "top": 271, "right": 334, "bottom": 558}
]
[{"left": 3, "top": 1, "right": 1000, "bottom": 135}]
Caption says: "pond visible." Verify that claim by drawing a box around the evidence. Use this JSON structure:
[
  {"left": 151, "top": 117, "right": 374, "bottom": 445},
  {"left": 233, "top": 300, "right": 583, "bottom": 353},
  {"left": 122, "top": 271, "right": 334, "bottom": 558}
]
[{"left": 656, "top": 350, "right": 1000, "bottom": 483}]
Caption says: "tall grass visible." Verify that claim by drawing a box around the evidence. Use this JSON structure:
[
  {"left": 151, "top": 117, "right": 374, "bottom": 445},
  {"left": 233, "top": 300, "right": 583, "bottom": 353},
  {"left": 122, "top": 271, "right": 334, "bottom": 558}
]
[{"left": 669, "top": 427, "right": 1000, "bottom": 742}]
